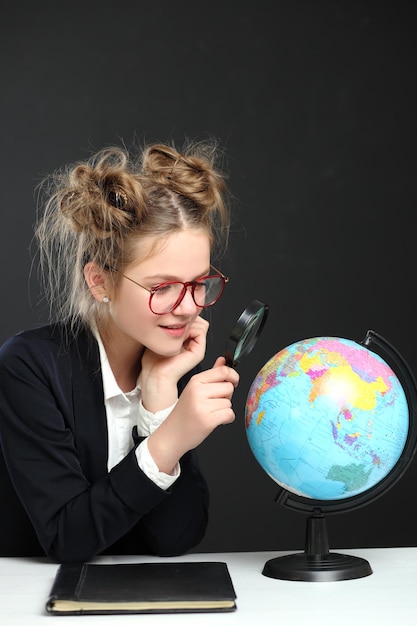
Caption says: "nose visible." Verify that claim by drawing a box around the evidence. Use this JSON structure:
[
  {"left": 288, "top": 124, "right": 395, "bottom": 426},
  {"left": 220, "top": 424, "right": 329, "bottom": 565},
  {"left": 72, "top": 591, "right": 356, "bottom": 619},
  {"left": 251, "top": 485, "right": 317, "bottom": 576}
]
[{"left": 173, "top": 285, "right": 199, "bottom": 315}]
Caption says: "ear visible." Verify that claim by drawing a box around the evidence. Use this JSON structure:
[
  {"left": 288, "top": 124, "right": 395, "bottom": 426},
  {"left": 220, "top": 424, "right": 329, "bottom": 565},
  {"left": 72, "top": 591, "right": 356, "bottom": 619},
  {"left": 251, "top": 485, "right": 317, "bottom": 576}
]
[{"left": 84, "top": 262, "right": 110, "bottom": 302}]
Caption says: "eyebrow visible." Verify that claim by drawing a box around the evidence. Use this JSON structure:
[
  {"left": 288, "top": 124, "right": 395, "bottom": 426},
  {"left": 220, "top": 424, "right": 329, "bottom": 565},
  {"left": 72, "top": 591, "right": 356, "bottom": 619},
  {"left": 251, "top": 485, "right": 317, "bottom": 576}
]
[{"left": 141, "top": 268, "right": 212, "bottom": 283}]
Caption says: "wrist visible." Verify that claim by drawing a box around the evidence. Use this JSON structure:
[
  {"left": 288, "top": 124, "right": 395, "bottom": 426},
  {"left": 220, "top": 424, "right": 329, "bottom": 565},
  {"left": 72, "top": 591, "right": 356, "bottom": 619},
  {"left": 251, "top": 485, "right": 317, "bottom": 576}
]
[
  {"left": 138, "top": 399, "right": 178, "bottom": 435},
  {"left": 147, "top": 424, "right": 185, "bottom": 475},
  {"left": 141, "top": 390, "right": 178, "bottom": 414},
  {"left": 140, "top": 375, "right": 178, "bottom": 413}
]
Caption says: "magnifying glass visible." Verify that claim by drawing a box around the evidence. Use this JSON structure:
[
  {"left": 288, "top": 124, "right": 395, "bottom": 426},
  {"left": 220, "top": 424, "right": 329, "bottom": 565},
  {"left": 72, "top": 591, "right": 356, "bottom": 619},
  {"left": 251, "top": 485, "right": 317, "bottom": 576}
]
[{"left": 224, "top": 299, "right": 269, "bottom": 367}]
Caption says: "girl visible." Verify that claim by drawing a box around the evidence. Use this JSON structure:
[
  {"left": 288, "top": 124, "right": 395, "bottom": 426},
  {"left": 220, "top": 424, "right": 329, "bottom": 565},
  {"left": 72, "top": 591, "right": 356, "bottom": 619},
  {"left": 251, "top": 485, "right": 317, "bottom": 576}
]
[{"left": 0, "top": 140, "right": 239, "bottom": 563}]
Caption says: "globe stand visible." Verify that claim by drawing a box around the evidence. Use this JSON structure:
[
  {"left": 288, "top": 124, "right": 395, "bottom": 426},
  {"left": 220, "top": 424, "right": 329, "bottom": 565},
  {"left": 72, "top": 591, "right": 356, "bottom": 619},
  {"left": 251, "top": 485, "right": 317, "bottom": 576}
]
[{"left": 262, "top": 509, "right": 373, "bottom": 582}]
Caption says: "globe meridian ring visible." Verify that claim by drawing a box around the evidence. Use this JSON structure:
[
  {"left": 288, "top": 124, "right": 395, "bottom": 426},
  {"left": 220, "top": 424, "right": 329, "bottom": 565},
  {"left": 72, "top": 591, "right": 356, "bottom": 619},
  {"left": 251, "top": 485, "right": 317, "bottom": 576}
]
[{"left": 245, "top": 330, "right": 417, "bottom": 515}]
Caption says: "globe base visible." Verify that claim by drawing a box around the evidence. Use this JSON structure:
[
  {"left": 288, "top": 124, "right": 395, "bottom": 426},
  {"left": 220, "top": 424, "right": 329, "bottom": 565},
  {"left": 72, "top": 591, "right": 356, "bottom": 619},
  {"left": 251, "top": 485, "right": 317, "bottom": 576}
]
[{"left": 262, "top": 552, "right": 372, "bottom": 582}]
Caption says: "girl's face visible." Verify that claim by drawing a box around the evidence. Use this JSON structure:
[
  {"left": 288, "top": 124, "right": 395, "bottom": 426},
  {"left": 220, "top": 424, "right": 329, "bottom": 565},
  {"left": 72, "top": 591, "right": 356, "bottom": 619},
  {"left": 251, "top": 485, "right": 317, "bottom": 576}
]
[{"left": 104, "top": 229, "right": 211, "bottom": 357}]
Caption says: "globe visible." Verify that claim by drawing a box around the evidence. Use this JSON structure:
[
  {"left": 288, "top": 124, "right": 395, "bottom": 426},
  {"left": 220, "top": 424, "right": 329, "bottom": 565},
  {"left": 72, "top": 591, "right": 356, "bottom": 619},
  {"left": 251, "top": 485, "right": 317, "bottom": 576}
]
[{"left": 245, "top": 330, "right": 417, "bottom": 581}]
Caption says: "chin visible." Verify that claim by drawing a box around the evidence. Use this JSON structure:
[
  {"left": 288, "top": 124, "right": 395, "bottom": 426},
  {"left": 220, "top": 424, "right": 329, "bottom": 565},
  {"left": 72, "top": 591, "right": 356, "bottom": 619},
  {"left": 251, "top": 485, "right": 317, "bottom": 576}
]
[
  {"left": 151, "top": 343, "right": 183, "bottom": 357},
  {"left": 165, "top": 347, "right": 183, "bottom": 357}
]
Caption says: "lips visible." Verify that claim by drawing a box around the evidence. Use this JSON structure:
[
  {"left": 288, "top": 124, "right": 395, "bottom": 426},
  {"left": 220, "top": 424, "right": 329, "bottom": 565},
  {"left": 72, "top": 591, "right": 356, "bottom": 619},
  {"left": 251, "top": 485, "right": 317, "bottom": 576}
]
[
  {"left": 159, "top": 323, "right": 188, "bottom": 338},
  {"left": 160, "top": 324, "right": 187, "bottom": 330}
]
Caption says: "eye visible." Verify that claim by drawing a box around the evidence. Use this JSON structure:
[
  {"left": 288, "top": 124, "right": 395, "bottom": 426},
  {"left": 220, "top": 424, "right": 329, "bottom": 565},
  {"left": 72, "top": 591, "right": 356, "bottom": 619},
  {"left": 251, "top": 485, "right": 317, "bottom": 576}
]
[
  {"left": 153, "top": 282, "right": 177, "bottom": 295},
  {"left": 194, "top": 280, "right": 207, "bottom": 291}
]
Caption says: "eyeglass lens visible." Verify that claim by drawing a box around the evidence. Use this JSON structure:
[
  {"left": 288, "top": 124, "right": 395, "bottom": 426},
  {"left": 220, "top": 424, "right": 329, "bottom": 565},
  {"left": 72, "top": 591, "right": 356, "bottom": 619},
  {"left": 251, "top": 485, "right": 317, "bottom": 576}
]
[{"left": 150, "top": 276, "right": 225, "bottom": 314}]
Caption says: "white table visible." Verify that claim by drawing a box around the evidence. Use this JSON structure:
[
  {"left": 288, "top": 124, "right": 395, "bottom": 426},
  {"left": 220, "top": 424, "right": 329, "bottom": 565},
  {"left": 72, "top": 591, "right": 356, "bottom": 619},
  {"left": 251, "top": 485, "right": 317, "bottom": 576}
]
[{"left": 1, "top": 548, "right": 417, "bottom": 624}]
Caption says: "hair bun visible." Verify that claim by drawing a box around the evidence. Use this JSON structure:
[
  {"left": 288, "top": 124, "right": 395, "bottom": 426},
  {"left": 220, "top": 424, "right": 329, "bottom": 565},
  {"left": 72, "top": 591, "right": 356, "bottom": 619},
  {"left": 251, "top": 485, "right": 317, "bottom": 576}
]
[
  {"left": 59, "top": 151, "right": 146, "bottom": 236},
  {"left": 107, "top": 189, "right": 128, "bottom": 210},
  {"left": 142, "top": 143, "right": 226, "bottom": 214}
]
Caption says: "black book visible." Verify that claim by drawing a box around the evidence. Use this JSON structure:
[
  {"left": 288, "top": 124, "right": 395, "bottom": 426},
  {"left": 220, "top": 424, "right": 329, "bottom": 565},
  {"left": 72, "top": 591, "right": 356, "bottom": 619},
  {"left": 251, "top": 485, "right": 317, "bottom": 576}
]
[{"left": 46, "top": 561, "right": 237, "bottom": 614}]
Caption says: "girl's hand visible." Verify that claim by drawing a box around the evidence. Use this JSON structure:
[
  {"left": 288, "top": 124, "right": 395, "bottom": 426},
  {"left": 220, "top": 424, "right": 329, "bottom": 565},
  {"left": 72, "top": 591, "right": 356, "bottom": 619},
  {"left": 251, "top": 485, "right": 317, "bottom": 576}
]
[
  {"left": 139, "top": 316, "right": 209, "bottom": 412},
  {"left": 170, "top": 314, "right": 209, "bottom": 376},
  {"left": 147, "top": 357, "right": 240, "bottom": 474}
]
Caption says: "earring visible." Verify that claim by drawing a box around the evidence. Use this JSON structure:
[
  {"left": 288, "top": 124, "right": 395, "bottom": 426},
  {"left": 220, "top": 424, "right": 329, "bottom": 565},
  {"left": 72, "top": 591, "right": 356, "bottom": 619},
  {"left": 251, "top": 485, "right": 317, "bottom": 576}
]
[{"left": 102, "top": 296, "right": 109, "bottom": 303}]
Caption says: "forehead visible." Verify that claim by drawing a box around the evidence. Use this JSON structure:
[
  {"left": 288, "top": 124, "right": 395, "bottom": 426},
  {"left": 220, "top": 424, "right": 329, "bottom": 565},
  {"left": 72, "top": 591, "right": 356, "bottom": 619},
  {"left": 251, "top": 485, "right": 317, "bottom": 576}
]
[{"left": 128, "top": 230, "right": 211, "bottom": 276}]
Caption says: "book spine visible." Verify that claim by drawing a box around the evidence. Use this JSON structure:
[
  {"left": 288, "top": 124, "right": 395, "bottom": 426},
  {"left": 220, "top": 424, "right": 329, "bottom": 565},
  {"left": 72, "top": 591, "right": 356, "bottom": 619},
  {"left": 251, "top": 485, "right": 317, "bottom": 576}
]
[{"left": 45, "top": 563, "right": 85, "bottom": 611}]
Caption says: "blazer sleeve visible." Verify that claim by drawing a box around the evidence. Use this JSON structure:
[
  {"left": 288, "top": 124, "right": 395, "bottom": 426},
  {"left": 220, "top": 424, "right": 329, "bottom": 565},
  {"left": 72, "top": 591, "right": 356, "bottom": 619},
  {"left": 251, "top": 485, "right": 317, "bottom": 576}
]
[{"left": 0, "top": 327, "right": 209, "bottom": 563}]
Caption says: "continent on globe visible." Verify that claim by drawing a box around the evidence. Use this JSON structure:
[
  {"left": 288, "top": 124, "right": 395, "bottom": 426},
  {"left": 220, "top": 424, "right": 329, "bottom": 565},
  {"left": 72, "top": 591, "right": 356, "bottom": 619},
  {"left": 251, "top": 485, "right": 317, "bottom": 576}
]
[{"left": 245, "top": 337, "right": 409, "bottom": 501}]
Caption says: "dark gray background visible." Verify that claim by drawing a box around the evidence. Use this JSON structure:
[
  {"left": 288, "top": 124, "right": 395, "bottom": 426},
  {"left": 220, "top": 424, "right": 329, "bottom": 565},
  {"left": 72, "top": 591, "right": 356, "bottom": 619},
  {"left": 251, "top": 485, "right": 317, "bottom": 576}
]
[{"left": 1, "top": 0, "right": 416, "bottom": 553}]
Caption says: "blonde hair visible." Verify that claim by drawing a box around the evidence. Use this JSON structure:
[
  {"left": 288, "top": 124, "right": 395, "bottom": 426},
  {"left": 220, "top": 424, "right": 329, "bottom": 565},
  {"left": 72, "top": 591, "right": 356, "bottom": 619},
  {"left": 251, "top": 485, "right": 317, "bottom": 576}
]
[{"left": 35, "top": 139, "right": 230, "bottom": 332}]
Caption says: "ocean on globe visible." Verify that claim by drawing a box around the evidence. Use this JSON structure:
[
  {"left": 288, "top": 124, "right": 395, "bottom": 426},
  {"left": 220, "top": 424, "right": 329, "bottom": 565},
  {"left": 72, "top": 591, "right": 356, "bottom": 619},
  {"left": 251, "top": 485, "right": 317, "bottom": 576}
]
[{"left": 245, "top": 337, "right": 409, "bottom": 501}]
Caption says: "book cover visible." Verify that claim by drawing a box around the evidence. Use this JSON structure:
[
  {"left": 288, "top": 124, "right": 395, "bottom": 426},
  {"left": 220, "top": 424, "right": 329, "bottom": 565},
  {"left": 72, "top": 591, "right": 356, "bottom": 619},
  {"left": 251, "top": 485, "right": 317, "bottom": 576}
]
[{"left": 46, "top": 561, "right": 237, "bottom": 614}]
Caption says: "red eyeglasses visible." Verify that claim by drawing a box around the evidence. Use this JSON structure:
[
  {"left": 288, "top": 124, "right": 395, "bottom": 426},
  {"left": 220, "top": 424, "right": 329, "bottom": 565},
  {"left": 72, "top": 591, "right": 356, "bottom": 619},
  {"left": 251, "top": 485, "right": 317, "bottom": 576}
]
[{"left": 110, "top": 265, "right": 228, "bottom": 314}]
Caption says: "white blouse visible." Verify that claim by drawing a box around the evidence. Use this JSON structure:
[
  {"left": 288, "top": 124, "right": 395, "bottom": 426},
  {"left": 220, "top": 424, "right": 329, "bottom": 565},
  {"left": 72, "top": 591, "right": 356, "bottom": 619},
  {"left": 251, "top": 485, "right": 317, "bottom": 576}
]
[{"left": 94, "top": 331, "right": 180, "bottom": 490}]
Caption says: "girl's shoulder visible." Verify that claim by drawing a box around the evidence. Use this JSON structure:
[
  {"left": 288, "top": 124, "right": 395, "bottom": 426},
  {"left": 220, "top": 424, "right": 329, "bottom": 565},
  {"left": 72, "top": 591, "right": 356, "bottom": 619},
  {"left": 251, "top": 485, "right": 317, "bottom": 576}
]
[{"left": 0, "top": 323, "right": 95, "bottom": 364}]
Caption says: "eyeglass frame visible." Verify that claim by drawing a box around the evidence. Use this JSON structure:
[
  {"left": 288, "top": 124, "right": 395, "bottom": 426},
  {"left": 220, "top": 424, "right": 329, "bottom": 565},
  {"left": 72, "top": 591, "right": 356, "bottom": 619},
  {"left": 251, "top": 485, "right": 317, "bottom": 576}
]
[{"left": 107, "top": 264, "right": 229, "bottom": 315}]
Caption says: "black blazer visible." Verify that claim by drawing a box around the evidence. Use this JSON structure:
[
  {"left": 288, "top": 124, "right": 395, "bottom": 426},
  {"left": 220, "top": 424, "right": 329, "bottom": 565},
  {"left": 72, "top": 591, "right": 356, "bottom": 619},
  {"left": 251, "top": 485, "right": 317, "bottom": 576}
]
[{"left": 0, "top": 324, "right": 209, "bottom": 562}]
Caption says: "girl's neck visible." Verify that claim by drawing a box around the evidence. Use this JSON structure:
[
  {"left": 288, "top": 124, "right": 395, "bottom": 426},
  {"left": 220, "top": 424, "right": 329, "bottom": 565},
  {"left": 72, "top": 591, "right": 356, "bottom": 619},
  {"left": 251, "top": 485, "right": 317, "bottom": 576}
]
[{"left": 98, "top": 326, "right": 144, "bottom": 393}]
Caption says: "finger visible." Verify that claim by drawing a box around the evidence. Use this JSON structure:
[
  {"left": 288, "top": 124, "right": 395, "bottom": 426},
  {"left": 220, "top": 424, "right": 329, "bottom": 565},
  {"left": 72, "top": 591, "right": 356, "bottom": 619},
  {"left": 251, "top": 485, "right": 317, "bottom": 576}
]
[
  {"left": 211, "top": 365, "right": 240, "bottom": 386},
  {"left": 212, "top": 359, "right": 239, "bottom": 385},
  {"left": 210, "top": 403, "right": 236, "bottom": 424},
  {"left": 205, "top": 381, "right": 236, "bottom": 400},
  {"left": 187, "top": 316, "right": 209, "bottom": 336}
]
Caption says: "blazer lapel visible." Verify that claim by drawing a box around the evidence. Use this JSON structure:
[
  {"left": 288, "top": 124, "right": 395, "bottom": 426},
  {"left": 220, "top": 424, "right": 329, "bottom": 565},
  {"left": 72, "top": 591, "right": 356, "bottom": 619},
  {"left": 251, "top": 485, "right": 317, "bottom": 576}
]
[{"left": 70, "top": 329, "right": 109, "bottom": 481}]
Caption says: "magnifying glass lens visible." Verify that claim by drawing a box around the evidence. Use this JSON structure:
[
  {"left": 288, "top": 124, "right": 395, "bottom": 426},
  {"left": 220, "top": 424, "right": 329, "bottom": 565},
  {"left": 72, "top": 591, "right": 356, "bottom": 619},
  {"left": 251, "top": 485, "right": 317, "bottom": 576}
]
[
  {"left": 225, "top": 300, "right": 269, "bottom": 367},
  {"left": 234, "top": 309, "right": 265, "bottom": 362}
]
